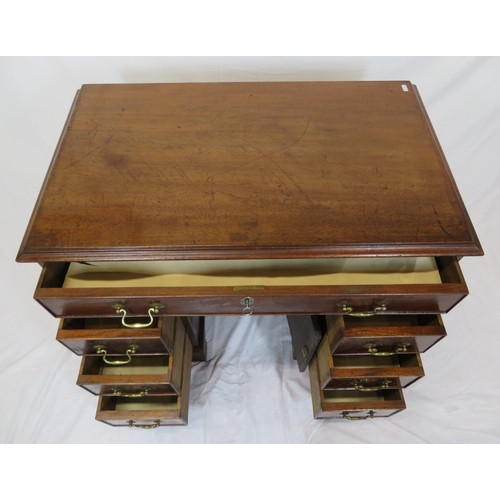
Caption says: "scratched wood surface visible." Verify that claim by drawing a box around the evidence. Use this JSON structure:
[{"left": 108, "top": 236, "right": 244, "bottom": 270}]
[{"left": 17, "top": 82, "right": 482, "bottom": 262}]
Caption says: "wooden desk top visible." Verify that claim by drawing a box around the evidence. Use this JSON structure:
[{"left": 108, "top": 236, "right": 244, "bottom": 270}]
[{"left": 17, "top": 81, "right": 482, "bottom": 262}]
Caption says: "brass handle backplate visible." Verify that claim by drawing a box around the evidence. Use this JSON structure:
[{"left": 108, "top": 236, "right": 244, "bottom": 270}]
[
  {"left": 364, "top": 342, "right": 411, "bottom": 356},
  {"left": 339, "top": 301, "right": 388, "bottom": 317},
  {"left": 342, "top": 411, "right": 375, "bottom": 421},
  {"left": 94, "top": 344, "right": 138, "bottom": 365},
  {"left": 128, "top": 420, "right": 160, "bottom": 429},
  {"left": 113, "top": 389, "right": 149, "bottom": 398},
  {"left": 113, "top": 303, "right": 164, "bottom": 328},
  {"left": 354, "top": 379, "right": 392, "bottom": 391}
]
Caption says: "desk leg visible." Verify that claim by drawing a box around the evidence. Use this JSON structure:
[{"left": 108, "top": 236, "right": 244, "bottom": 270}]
[
  {"left": 181, "top": 316, "right": 207, "bottom": 362},
  {"left": 287, "top": 315, "right": 323, "bottom": 372}
]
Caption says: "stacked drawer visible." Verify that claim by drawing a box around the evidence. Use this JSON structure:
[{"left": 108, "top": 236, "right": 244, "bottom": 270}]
[
  {"left": 56, "top": 316, "right": 198, "bottom": 427},
  {"left": 36, "top": 255, "right": 465, "bottom": 424},
  {"left": 308, "top": 314, "right": 447, "bottom": 420}
]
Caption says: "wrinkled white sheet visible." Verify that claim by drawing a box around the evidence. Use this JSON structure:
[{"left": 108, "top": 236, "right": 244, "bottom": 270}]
[{"left": 2, "top": 57, "right": 499, "bottom": 443}]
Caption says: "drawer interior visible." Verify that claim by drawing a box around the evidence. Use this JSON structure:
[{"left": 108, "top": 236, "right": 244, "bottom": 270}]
[
  {"left": 37, "top": 257, "right": 467, "bottom": 317},
  {"left": 59, "top": 257, "right": 443, "bottom": 288},
  {"left": 309, "top": 354, "right": 407, "bottom": 418},
  {"left": 332, "top": 353, "right": 420, "bottom": 369},
  {"left": 100, "top": 395, "right": 178, "bottom": 411},
  {"left": 324, "top": 376, "right": 400, "bottom": 390},
  {"left": 342, "top": 314, "right": 441, "bottom": 328},
  {"left": 82, "top": 355, "right": 170, "bottom": 376},
  {"left": 325, "top": 314, "right": 446, "bottom": 355},
  {"left": 57, "top": 316, "right": 175, "bottom": 357},
  {"left": 61, "top": 317, "right": 160, "bottom": 330},
  {"left": 323, "top": 389, "right": 402, "bottom": 403}
]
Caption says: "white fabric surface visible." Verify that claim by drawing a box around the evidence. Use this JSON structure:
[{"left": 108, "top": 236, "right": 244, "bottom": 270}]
[{"left": 1, "top": 56, "right": 499, "bottom": 443}]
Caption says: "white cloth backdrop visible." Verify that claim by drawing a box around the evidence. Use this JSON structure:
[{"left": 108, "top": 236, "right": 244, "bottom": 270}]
[{"left": 1, "top": 56, "right": 499, "bottom": 443}]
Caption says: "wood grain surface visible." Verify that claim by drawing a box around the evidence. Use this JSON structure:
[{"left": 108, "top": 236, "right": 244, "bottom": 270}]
[{"left": 17, "top": 82, "right": 482, "bottom": 262}]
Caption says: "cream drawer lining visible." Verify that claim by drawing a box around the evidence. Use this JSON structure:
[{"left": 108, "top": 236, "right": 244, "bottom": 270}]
[
  {"left": 115, "top": 396, "right": 178, "bottom": 411},
  {"left": 63, "top": 257, "right": 442, "bottom": 288},
  {"left": 323, "top": 392, "right": 387, "bottom": 403},
  {"left": 100, "top": 358, "right": 169, "bottom": 375}
]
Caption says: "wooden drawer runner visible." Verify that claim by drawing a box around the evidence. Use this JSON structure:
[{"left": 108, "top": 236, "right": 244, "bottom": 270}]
[
  {"left": 309, "top": 355, "right": 406, "bottom": 419},
  {"left": 324, "top": 314, "right": 447, "bottom": 355},
  {"left": 35, "top": 257, "right": 467, "bottom": 317},
  {"left": 77, "top": 317, "right": 187, "bottom": 396},
  {"left": 56, "top": 316, "right": 175, "bottom": 356},
  {"left": 95, "top": 328, "right": 192, "bottom": 427}
]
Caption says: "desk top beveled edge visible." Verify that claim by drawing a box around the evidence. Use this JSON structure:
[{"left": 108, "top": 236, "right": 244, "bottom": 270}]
[{"left": 16, "top": 81, "right": 483, "bottom": 263}]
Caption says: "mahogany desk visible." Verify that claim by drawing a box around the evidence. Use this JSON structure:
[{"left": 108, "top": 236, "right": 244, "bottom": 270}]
[{"left": 17, "top": 82, "right": 482, "bottom": 426}]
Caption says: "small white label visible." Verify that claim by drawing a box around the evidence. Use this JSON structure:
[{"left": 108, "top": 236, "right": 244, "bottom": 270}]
[{"left": 401, "top": 84, "right": 409, "bottom": 92}]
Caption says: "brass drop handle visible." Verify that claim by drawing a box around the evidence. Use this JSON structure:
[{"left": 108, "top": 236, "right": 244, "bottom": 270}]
[
  {"left": 341, "top": 303, "right": 387, "bottom": 317},
  {"left": 113, "top": 389, "right": 149, "bottom": 398},
  {"left": 94, "top": 344, "right": 138, "bottom": 365},
  {"left": 128, "top": 420, "right": 160, "bottom": 429},
  {"left": 342, "top": 411, "right": 375, "bottom": 421},
  {"left": 364, "top": 342, "right": 411, "bottom": 356},
  {"left": 354, "top": 379, "right": 391, "bottom": 391},
  {"left": 113, "top": 303, "right": 164, "bottom": 328}
]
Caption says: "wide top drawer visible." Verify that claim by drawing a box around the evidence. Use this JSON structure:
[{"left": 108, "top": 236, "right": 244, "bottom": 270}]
[{"left": 35, "top": 256, "right": 467, "bottom": 317}]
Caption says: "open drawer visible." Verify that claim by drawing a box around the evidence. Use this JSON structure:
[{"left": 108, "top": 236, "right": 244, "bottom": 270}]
[
  {"left": 324, "top": 314, "right": 447, "bottom": 355},
  {"left": 309, "top": 354, "right": 406, "bottom": 419},
  {"left": 56, "top": 316, "right": 176, "bottom": 356},
  {"left": 315, "top": 331, "right": 424, "bottom": 390},
  {"left": 35, "top": 256, "right": 467, "bottom": 317},
  {"left": 95, "top": 329, "right": 192, "bottom": 427},
  {"left": 77, "top": 316, "right": 188, "bottom": 396}
]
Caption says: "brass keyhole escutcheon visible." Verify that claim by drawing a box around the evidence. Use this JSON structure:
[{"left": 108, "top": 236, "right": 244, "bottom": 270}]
[{"left": 240, "top": 296, "right": 254, "bottom": 315}]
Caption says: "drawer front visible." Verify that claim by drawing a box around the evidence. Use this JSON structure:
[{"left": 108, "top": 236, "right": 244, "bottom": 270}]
[
  {"left": 95, "top": 328, "right": 192, "bottom": 427},
  {"left": 316, "top": 330, "right": 424, "bottom": 390},
  {"left": 325, "top": 314, "right": 447, "bottom": 354},
  {"left": 36, "top": 257, "right": 467, "bottom": 317},
  {"left": 56, "top": 316, "right": 175, "bottom": 356},
  {"left": 309, "top": 355, "right": 406, "bottom": 420},
  {"left": 324, "top": 354, "right": 424, "bottom": 390},
  {"left": 96, "top": 395, "right": 188, "bottom": 427},
  {"left": 77, "top": 317, "right": 187, "bottom": 396}
]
